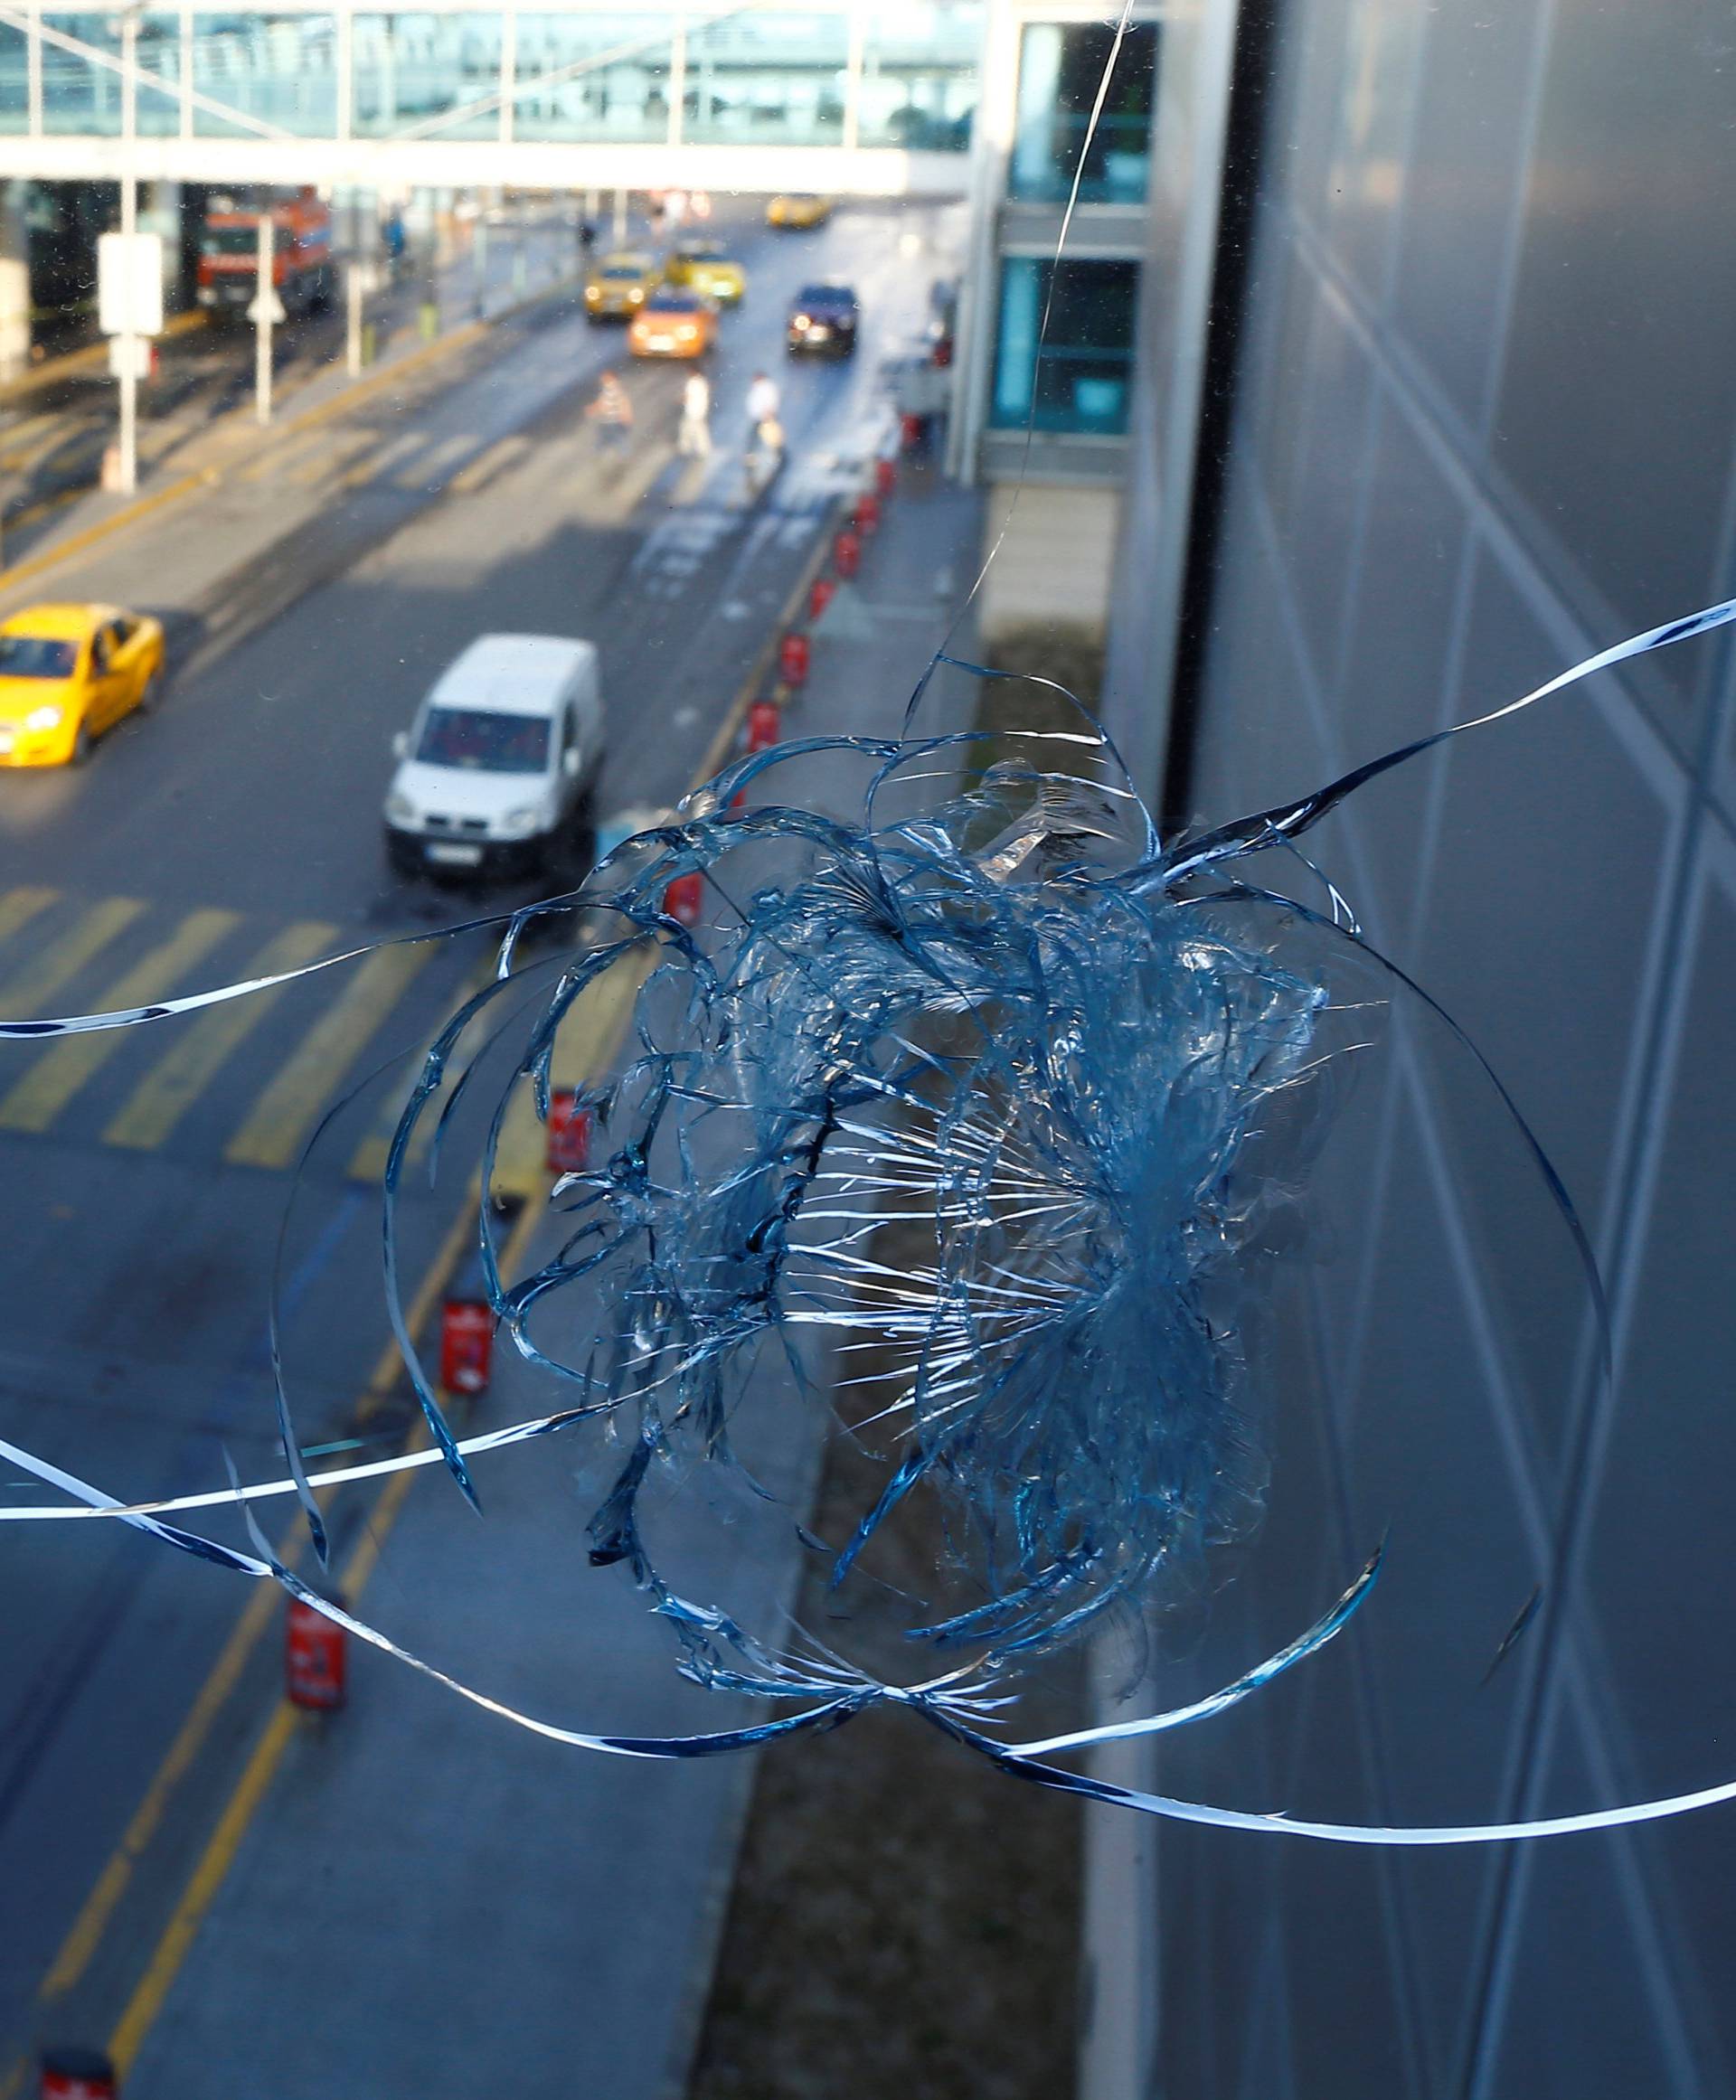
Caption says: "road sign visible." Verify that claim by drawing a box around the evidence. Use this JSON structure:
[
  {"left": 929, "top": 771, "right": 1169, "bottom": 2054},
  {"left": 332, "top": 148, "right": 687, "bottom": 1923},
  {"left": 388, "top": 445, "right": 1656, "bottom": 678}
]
[
  {"left": 106, "top": 334, "right": 151, "bottom": 381},
  {"left": 247, "top": 291, "right": 287, "bottom": 326},
  {"left": 97, "top": 231, "right": 163, "bottom": 336}
]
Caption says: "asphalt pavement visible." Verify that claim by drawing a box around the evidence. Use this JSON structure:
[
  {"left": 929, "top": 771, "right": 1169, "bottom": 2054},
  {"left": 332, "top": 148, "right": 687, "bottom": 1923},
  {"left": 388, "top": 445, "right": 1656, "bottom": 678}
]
[
  {"left": 0, "top": 208, "right": 580, "bottom": 555},
  {"left": 0, "top": 191, "right": 973, "bottom": 2095}
]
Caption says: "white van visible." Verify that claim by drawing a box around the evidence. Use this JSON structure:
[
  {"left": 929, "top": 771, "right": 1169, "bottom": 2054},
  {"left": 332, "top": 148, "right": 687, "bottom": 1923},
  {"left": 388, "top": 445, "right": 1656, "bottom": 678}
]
[{"left": 382, "top": 634, "right": 604, "bottom": 879}]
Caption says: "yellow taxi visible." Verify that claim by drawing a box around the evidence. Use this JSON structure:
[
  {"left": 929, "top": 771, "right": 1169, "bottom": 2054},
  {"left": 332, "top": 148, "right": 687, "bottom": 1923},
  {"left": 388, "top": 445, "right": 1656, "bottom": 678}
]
[
  {"left": 663, "top": 241, "right": 746, "bottom": 306},
  {"left": 583, "top": 250, "right": 662, "bottom": 320},
  {"left": 627, "top": 287, "right": 718, "bottom": 360},
  {"left": 766, "top": 194, "right": 832, "bottom": 231},
  {"left": 0, "top": 603, "right": 164, "bottom": 767}
]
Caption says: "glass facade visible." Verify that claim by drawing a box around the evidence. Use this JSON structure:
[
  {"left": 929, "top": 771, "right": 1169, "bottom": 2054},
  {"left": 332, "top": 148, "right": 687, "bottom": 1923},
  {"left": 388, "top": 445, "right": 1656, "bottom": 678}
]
[
  {"left": 684, "top": 9, "right": 847, "bottom": 146},
  {"left": 991, "top": 256, "right": 1137, "bottom": 436},
  {"left": 1008, "top": 20, "right": 1156, "bottom": 203},
  {"left": 353, "top": 14, "right": 504, "bottom": 141},
  {"left": 194, "top": 14, "right": 338, "bottom": 138},
  {"left": 11, "top": 4, "right": 985, "bottom": 151},
  {"left": 0, "top": 17, "right": 25, "bottom": 137},
  {"left": 857, "top": 3, "right": 977, "bottom": 151},
  {"left": 512, "top": 13, "right": 674, "bottom": 146}
]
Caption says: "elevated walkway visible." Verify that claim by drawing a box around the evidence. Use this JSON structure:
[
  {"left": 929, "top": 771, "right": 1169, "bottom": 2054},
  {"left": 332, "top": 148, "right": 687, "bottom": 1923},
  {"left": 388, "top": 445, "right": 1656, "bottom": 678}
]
[{"left": 0, "top": 0, "right": 980, "bottom": 197}]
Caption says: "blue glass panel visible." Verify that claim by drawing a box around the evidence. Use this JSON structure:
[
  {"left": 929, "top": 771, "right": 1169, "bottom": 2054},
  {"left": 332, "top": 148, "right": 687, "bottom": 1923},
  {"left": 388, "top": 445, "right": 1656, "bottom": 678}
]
[
  {"left": 990, "top": 256, "right": 1138, "bottom": 435},
  {"left": 137, "top": 14, "right": 184, "bottom": 137},
  {"left": 42, "top": 14, "right": 119, "bottom": 137},
  {"left": 512, "top": 13, "right": 672, "bottom": 144},
  {"left": 0, "top": 17, "right": 25, "bottom": 134},
  {"left": 1008, "top": 20, "right": 1156, "bottom": 202},
  {"left": 684, "top": 9, "right": 847, "bottom": 146},
  {"left": 858, "top": 1, "right": 980, "bottom": 151},
  {"left": 193, "top": 14, "right": 337, "bottom": 138},
  {"left": 352, "top": 14, "right": 504, "bottom": 141}
]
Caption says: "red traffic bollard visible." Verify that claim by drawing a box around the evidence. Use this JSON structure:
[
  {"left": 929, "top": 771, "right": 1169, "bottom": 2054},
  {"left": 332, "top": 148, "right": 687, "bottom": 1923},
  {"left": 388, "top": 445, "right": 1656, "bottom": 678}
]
[
  {"left": 546, "top": 1088, "right": 591, "bottom": 1176},
  {"left": 853, "top": 493, "right": 881, "bottom": 535},
  {"left": 664, "top": 871, "right": 703, "bottom": 927},
  {"left": 778, "top": 630, "right": 810, "bottom": 688},
  {"left": 286, "top": 1596, "right": 347, "bottom": 1713},
  {"left": 41, "top": 2051, "right": 117, "bottom": 2100},
  {"left": 439, "top": 1295, "right": 494, "bottom": 1394},
  {"left": 833, "top": 527, "right": 861, "bottom": 579},
  {"left": 807, "top": 574, "right": 835, "bottom": 622},
  {"left": 747, "top": 699, "right": 781, "bottom": 752},
  {"left": 874, "top": 457, "right": 896, "bottom": 498}
]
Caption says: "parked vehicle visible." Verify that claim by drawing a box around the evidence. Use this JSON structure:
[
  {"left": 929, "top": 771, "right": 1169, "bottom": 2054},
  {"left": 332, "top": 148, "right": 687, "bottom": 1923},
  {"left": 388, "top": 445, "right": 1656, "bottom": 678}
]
[
  {"left": 196, "top": 186, "right": 334, "bottom": 321},
  {"left": 382, "top": 636, "right": 605, "bottom": 880},
  {"left": 0, "top": 603, "right": 164, "bottom": 768}
]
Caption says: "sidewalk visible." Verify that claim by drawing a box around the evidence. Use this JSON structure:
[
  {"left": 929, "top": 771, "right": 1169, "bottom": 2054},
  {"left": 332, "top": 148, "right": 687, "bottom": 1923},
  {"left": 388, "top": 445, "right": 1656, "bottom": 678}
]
[
  {"left": 118, "top": 459, "right": 988, "bottom": 2100},
  {"left": 0, "top": 219, "right": 588, "bottom": 578}
]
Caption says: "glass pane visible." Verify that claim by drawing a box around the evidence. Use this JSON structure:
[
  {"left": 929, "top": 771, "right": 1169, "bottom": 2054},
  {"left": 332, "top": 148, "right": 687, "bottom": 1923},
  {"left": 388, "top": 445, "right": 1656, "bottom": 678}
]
[
  {"left": 0, "top": 17, "right": 25, "bottom": 135},
  {"left": 137, "top": 14, "right": 184, "bottom": 138},
  {"left": 990, "top": 256, "right": 1138, "bottom": 435},
  {"left": 684, "top": 9, "right": 847, "bottom": 146},
  {"left": 193, "top": 14, "right": 338, "bottom": 139},
  {"left": 512, "top": 13, "right": 673, "bottom": 143},
  {"left": 1008, "top": 20, "right": 1157, "bottom": 203},
  {"left": 352, "top": 14, "right": 504, "bottom": 142},
  {"left": 857, "top": 1, "right": 979, "bottom": 152},
  {"left": 42, "top": 14, "right": 120, "bottom": 137}
]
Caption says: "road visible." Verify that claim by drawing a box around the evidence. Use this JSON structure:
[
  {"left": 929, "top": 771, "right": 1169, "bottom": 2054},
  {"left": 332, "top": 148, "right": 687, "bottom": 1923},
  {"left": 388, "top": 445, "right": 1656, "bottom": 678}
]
[
  {"left": 0, "top": 207, "right": 578, "bottom": 553},
  {"left": 0, "top": 193, "right": 966, "bottom": 2087}
]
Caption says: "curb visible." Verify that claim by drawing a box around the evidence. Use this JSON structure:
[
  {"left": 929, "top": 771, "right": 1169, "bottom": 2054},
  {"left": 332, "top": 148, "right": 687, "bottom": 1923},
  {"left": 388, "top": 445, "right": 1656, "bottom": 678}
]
[{"left": 0, "top": 270, "right": 581, "bottom": 598}]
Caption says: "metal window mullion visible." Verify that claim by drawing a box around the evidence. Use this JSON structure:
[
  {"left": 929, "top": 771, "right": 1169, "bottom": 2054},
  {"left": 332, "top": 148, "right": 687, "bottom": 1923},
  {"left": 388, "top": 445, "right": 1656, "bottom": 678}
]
[
  {"left": 497, "top": 5, "right": 514, "bottom": 146},
  {"left": 25, "top": 3, "right": 39, "bottom": 137},
  {"left": 665, "top": 9, "right": 684, "bottom": 149},
  {"left": 842, "top": 0, "right": 863, "bottom": 153},
  {"left": 335, "top": 3, "right": 350, "bottom": 144}
]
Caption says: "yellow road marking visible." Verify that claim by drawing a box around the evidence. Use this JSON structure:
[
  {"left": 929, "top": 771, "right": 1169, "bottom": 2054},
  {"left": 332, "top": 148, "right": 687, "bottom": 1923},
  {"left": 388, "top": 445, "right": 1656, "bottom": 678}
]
[
  {"left": 0, "top": 908, "right": 236, "bottom": 1134},
  {"left": 103, "top": 920, "right": 336, "bottom": 1152},
  {"left": 223, "top": 942, "right": 429, "bottom": 1172},
  {"left": 107, "top": 1192, "right": 545, "bottom": 2080},
  {"left": 0, "top": 883, "right": 58, "bottom": 949},
  {"left": 108, "top": 1700, "right": 298, "bottom": 2076},
  {"left": 346, "top": 956, "right": 495, "bottom": 1185},
  {"left": 449, "top": 432, "right": 531, "bottom": 495},
  {"left": 41, "top": 1558, "right": 295, "bottom": 2001},
  {"left": 0, "top": 894, "right": 144, "bottom": 1020},
  {"left": 31, "top": 1181, "right": 488, "bottom": 2030}
]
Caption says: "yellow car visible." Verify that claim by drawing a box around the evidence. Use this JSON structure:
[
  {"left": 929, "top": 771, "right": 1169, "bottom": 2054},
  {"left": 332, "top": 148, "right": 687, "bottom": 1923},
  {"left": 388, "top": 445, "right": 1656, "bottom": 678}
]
[
  {"left": 664, "top": 241, "right": 745, "bottom": 306},
  {"left": 583, "top": 250, "right": 662, "bottom": 320},
  {"left": 766, "top": 194, "right": 832, "bottom": 231},
  {"left": 0, "top": 603, "right": 164, "bottom": 767}
]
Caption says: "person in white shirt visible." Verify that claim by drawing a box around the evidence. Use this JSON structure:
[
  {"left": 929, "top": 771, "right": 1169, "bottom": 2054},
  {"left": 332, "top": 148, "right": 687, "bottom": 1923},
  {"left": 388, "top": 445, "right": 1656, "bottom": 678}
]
[
  {"left": 745, "top": 371, "right": 780, "bottom": 438},
  {"left": 678, "top": 369, "right": 712, "bottom": 458}
]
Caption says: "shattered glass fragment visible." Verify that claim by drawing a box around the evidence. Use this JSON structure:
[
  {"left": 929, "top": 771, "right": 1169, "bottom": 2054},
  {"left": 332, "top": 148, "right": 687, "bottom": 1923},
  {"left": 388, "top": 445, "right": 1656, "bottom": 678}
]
[{"left": 4, "top": 594, "right": 1736, "bottom": 1846}]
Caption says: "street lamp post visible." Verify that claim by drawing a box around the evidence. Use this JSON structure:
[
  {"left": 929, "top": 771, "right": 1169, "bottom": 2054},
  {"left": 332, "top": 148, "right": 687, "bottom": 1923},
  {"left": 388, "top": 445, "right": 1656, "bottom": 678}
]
[
  {"left": 117, "top": 6, "right": 138, "bottom": 494},
  {"left": 254, "top": 212, "right": 274, "bottom": 423}
]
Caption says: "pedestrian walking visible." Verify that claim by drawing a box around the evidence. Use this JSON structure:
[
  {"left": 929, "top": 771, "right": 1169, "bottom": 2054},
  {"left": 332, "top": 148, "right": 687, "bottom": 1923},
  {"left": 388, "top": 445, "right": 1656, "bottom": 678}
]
[
  {"left": 584, "top": 367, "right": 634, "bottom": 457},
  {"left": 678, "top": 369, "right": 712, "bottom": 458}
]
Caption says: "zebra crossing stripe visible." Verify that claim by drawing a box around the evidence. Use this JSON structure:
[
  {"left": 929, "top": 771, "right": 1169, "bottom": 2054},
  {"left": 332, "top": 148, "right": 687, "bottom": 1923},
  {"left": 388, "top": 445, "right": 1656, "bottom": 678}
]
[
  {"left": 104, "top": 920, "right": 337, "bottom": 1154},
  {"left": 223, "top": 942, "right": 430, "bottom": 1172},
  {"left": 0, "top": 894, "right": 146, "bottom": 1024},
  {"left": 0, "top": 909, "right": 240, "bottom": 1135},
  {"left": 0, "top": 886, "right": 58, "bottom": 950}
]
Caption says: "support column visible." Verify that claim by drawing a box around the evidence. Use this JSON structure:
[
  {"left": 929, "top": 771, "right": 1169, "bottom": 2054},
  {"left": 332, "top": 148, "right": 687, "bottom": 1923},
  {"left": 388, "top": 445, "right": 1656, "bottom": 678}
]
[
  {"left": 0, "top": 181, "right": 30, "bottom": 379},
  {"left": 666, "top": 12, "right": 685, "bottom": 149}
]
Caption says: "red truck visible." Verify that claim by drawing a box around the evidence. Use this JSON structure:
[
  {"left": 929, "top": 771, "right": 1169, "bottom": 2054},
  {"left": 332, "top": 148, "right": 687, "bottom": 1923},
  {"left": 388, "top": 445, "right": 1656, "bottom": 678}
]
[{"left": 196, "top": 186, "right": 334, "bottom": 322}]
